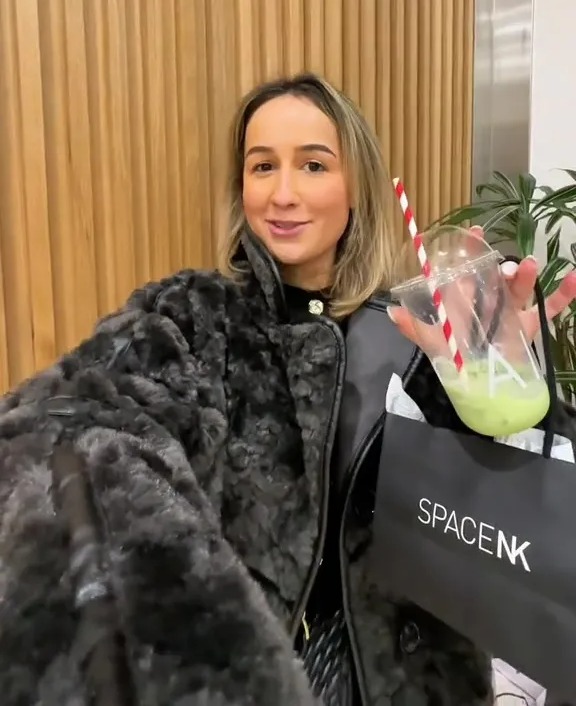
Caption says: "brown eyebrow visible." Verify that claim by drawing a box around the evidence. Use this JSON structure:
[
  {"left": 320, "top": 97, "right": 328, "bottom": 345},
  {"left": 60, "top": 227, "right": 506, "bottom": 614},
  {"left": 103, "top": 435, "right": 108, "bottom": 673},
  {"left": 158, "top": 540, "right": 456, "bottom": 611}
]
[{"left": 245, "top": 143, "right": 337, "bottom": 159}]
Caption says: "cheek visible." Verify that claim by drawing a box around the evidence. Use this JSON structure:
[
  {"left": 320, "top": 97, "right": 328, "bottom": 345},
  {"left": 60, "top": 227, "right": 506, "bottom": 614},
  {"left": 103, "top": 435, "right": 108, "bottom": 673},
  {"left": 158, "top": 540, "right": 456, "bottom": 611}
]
[
  {"left": 242, "top": 181, "right": 266, "bottom": 219},
  {"left": 315, "top": 176, "right": 349, "bottom": 212},
  {"left": 315, "top": 180, "right": 350, "bottom": 231}
]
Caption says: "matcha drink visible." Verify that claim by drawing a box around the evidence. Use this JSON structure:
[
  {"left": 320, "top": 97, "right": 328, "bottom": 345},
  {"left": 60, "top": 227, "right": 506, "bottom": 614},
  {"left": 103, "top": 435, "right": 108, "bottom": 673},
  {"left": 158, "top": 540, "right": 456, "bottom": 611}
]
[
  {"left": 391, "top": 227, "right": 551, "bottom": 436},
  {"left": 441, "top": 361, "right": 550, "bottom": 436}
]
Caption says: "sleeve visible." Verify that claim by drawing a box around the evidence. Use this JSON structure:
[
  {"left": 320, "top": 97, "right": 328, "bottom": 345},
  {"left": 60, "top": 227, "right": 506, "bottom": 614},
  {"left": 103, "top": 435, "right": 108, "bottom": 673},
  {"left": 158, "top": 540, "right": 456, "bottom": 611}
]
[{"left": 0, "top": 273, "right": 314, "bottom": 706}]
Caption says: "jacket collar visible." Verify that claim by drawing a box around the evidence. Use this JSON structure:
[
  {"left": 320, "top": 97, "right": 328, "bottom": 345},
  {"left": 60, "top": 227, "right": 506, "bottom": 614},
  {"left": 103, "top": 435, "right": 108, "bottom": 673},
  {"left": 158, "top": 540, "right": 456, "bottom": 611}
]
[{"left": 237, "top": 231, "right": 289, "bottom": 322}]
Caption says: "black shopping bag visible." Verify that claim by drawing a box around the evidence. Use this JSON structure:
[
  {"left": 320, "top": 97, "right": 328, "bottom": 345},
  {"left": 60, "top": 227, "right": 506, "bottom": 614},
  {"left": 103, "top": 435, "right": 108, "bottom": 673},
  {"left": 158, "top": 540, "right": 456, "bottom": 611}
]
[{"left": 370, "top": 278, "right": 576, "bottom": 703}]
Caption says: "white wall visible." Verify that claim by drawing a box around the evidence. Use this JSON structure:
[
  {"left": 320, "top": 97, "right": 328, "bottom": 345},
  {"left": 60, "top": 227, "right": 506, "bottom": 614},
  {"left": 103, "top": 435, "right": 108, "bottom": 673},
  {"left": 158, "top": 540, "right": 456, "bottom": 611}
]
[{"left": 529, "top": 0, "right": 576, "bottom": 258}]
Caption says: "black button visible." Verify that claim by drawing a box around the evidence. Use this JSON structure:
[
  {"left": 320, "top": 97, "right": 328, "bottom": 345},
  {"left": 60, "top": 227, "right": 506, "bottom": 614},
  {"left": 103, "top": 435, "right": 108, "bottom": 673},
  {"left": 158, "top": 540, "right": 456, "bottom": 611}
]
[{"left": 399, "top": 621, "right": 421, "bottom": 655}]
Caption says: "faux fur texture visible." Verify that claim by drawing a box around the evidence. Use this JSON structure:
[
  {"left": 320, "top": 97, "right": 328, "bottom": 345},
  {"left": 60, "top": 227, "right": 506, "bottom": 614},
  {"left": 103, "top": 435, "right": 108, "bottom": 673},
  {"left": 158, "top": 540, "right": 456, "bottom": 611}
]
[
  {"left": 0, "top": 230, "right": 555, "bottom": 706},
  {"left": 0, "top": 236, "right": 324, "bottom": 705}
]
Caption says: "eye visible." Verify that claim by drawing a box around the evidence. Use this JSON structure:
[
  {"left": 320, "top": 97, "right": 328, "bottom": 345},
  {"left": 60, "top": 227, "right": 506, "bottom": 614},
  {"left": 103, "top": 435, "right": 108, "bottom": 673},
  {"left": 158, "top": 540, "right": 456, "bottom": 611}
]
[
  {"left": 252, "top": 162, "right": 274, "bottom": 173},
  {"left": 303, "top": 160, "right": 326, "bottom": 173}
]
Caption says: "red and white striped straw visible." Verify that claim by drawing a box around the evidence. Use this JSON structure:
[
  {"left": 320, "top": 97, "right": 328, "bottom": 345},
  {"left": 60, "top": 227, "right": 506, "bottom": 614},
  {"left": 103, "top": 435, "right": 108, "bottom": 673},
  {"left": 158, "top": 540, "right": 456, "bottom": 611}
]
[{"left": 392, "top": 177, "right": 464, "bottom": 373}]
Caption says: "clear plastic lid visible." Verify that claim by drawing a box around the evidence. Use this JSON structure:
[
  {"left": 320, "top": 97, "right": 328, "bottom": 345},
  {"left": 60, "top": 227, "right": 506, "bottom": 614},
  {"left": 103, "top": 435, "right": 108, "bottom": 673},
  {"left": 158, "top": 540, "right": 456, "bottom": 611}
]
[
  {"left": 390, "top": 226, "right": 502, "bottom": 297},
  {"left": 391, "top": 249, "right": 501, "bottom": 296}
]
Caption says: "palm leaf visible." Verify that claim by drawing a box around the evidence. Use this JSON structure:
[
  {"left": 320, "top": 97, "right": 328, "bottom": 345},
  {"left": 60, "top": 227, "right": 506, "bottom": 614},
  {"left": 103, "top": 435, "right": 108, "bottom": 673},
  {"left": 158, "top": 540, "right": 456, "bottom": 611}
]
[
  {"left": 539, "top": 256, "right": 575, "bottom": 296},
  {"left": 547, "top": 229, "right": 561, "bottom": 260},
  {"left": 516, "top": 212, "right": 537, "bottom": 258},
  {"left": 537, "top": 185, "right": 554, "bottom": 198},
  {"left": 493, "top": 171, "right": 520, "bottom": 199},
  {"left": 518, "top": 173, "right": 536, "bottom": 210},
  {"left": 544, "top": 210, "right": 563, "bottom": 233},
  {"left": 476, "top": 182, "right": 514, "bottom": 200},
  {"left": 533, "top": 183, "right": 576, "bottom": 214},
  {"left": 562, "top": 169, "right": 576, "bottom": 183},
  {"left": 480, "top": 204, "right": 520, "bottom": 232},
  {"left": 433, "top": 201, "right": 513, "bottom": 227}
]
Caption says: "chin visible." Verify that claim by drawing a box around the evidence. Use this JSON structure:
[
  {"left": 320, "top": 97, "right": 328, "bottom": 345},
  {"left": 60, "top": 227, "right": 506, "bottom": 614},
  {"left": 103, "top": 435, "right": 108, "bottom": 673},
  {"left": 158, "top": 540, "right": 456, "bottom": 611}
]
[{"left": 260, "top": 238, "right": 311, "bottom": 266}]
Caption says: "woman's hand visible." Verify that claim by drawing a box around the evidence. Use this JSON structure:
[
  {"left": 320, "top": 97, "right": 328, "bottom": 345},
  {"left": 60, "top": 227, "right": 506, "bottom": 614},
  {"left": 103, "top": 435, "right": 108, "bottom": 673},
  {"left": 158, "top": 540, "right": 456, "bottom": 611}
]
[{"left": 388, "top": 226, "right": 576, "bottom": 346}]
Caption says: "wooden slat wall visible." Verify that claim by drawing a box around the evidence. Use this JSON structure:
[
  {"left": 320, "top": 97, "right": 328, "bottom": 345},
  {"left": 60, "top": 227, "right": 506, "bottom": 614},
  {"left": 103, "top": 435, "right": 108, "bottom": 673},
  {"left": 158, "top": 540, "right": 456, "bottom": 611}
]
[{"left": 0, "top": 0, "right": 474, "bottom": 392}]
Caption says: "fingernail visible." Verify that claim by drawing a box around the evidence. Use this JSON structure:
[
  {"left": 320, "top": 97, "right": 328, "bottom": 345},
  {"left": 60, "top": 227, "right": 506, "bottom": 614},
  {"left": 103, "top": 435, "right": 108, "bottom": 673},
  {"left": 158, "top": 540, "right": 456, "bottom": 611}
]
[
  {"left": 387, "top": 306, "right": 397, "bottom": 323},
  {"left": 525, "top": 255, "right": 538, "bottom": 263},
  {"left": 500, "top": 261, "right": 519, "bottom": 277}
]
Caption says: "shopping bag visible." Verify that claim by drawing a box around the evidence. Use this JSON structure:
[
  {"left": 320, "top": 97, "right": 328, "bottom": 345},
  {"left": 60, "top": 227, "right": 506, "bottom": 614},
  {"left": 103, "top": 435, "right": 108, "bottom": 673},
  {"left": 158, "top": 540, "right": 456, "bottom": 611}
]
[{"left": 370, "top": 278, "right": 576, "bottom": 702}]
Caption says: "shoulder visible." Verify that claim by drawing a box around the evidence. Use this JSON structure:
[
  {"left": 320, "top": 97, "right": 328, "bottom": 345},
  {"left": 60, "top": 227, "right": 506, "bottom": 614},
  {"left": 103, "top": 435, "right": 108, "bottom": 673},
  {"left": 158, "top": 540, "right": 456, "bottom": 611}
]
[
  {"left": 1, "top": 269, "right": 240, "bottom": 410},
  {"left": 94, "top": 268, "right": 242, "bottom": 338},
  {"left": 72, "top": 267, "right": 249, "bottom": 374},
  {"left": 125, "top": 268, "right": 234, "bottom": 316}
]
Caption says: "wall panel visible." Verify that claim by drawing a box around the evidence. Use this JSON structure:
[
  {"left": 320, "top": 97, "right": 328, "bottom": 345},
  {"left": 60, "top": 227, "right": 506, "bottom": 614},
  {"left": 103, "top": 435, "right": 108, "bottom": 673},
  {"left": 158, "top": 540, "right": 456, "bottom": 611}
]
[{"left": 0, "top": 0, "right": 474, "bottom": 392}]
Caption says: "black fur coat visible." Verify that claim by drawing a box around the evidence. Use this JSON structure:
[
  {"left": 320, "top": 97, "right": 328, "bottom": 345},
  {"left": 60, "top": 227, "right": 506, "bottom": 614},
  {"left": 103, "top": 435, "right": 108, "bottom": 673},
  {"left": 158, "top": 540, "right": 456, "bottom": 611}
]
[{"left": 1, "top": 232, "right": 556, "bottom": 705}]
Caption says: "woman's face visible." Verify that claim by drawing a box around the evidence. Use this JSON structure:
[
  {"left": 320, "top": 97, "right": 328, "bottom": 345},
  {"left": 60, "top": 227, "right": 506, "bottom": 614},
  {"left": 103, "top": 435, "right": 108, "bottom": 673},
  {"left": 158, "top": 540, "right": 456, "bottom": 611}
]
[{"left": 242, "top": 94, "right": 350, "bottom": 290}]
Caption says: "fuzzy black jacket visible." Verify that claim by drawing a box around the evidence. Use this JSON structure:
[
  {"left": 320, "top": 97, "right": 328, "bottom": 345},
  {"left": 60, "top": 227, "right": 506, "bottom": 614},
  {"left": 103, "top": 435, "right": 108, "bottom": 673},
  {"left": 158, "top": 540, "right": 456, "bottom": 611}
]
[{"left": 0, "top": 232, "right": 562, "bottom": 705}]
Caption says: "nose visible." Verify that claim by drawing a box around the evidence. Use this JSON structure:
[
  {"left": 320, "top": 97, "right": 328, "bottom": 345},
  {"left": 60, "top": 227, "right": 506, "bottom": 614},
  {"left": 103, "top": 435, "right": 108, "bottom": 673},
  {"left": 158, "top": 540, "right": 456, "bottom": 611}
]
[{"left": 270, "top": 168, "right": 299, "bottom": 208}]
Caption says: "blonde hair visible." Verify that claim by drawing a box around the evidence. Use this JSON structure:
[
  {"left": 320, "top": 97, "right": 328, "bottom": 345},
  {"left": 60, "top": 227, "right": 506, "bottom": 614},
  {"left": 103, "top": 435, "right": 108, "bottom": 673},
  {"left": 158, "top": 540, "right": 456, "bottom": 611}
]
[{"left": 218, "top": 73, "right": 407, "bottom": 319}]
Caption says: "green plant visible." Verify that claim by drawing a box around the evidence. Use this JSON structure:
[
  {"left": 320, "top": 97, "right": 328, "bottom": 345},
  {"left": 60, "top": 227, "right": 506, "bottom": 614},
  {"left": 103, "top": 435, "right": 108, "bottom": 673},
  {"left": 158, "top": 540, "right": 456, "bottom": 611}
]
[{"left": 435, "top": 170, "right": 576, "bottom": 404}]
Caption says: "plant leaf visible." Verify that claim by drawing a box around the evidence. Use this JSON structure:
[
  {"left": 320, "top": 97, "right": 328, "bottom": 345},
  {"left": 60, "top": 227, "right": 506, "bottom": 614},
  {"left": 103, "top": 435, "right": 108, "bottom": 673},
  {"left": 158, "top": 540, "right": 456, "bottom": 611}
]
[
  {"left": 436, "top": 205, "right": 495, "bottom": 226},
  {"left": 561, "top": 301, "right": 576, "bottom": 325},
  {"left": 562, "top": 169, "right": 576, "bottom": 183},
  {"left": 432, "top": 201, "right": 504, "bottom": 227},
  {"left": 547, "top": 229, "right": 561, "bottom": 260},
  {"left": 518, "top": 173, "right": 536, "bottom": 209},
  {"left": 481, "top": 204, "right": 520, "bottom": 233},
  {"left": 554, "top": 371, "right": 576, "bottom": 383},
  {"left": 493, "top": 171, "right": 520, "bottom": 199},
  {"left": 552, "top": 205, "right": 576, "bottom": 226},
  {"left": 544, "top": 210, "right": 564, "bottom": 234},
  {"left": 567, "top": 340, "right": 576, "bottom": 370},
  {"left": 572, "top": 241, "right": 576, "bottom": 261},
  {"left": 516, "top": 212, "right": 537, "bottom": 258},
  {"left": 533, "top": 183, "right": 576, "bottom": 213},
  {"left": 539, "top": 256, "right": 575, "bottom": 296},
  {"left": 538, "top": 185, "right": 554, "bottom": 198},
  {"left": 476, "top": 182, "right": 513, "bottom": 200}
]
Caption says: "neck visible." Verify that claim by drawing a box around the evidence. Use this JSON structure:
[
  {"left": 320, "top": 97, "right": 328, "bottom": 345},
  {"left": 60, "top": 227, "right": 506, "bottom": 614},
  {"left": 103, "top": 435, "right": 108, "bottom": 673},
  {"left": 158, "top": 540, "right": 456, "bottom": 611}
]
[{"left": 281, "top": 261, "right": 334, "bottom": 292}]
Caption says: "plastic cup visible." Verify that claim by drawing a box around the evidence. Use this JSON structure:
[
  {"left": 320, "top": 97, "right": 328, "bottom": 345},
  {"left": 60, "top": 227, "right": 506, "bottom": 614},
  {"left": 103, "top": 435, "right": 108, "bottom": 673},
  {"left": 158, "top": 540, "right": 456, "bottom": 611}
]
[{"left": 390, "top": 226, "right": 550, "bottom": 437}]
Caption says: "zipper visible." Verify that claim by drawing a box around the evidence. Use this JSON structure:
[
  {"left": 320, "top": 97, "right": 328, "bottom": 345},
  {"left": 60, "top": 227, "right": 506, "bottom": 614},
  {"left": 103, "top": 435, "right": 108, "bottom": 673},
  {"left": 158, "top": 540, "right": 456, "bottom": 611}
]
[
  {"left": 338, "top": 345, "right": 422, "bottom": 706},
  {"left": 338, "top": 425, "right": 380, "bottom": 706},
  {"left": 289, "top": 316, "right": 346, "bottom": 640}
]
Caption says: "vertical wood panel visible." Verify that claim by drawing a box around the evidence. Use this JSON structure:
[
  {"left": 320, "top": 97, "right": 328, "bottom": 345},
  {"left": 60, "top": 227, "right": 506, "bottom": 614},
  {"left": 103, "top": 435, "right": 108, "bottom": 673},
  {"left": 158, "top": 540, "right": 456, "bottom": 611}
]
[
  {"left": 360, "top": 0, "right": 377, "bottom": 129},
  {"left": 305, "top": 0, "right": 325, "bottom": 74},
  {"left": 323, "top": 0, "right": 343, "bottom": 88},
  {"left": 440, "top": 0, "right": 455, "bottom": 214},
  {"left": 261, "top": 0, "right": 283, "bottom": 79},
  {"left": 125, "top": 0, "right": 151, "bottom": 285},
  {"left": 404, "top": 0, "right": 419, "bottom": 217},
  {"left": 375, "top": 0, "right": 391, "bottom": 160},
  {"left": 0, "top": 0, "right": 475, "bottom": 392},
  {"left": 416, "top": 0, "right": 432, "bottom": 224},
  {"left": 390, "top": 0, "right": 406, "bottom": 182},
  {"left": 342, "top": 0, "right": 360, "bottom": 104},
  {"left": 207, "top": 0, "right": 238, "bottom": 255},
  {"left": 461, "top": 0, "right": 475, "bottom": 207},
  {"left": 0, "top": 0, "right": 52, "bottom": 383},
  {"left": 429, "top": 0, "right": 444, "bottom": 220},
  {"left": 283, "top": 0, "right": 304, "bottom": 75}
]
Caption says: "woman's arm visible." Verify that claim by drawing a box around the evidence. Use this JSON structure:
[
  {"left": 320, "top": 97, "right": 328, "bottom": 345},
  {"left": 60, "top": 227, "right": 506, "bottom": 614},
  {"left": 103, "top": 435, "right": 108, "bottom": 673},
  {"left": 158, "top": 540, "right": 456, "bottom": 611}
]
[{"left": 0, "top": 271, "right": 314, "bottom": 706}]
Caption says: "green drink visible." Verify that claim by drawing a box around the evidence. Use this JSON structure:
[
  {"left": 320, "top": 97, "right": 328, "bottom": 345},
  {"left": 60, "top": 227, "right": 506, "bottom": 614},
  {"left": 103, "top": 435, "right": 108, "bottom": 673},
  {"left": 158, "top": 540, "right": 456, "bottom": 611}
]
[
  {"left": 391, "top": 227, "right": 551, "bottom": 436},
  {"left": 441, "top": 361, "right": 551, "bottom": 437}
]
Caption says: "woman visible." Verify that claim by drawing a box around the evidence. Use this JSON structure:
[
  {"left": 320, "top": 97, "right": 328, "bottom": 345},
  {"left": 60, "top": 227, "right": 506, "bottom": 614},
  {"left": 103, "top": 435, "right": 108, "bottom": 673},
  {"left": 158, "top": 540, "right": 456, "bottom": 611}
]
[{"left": 0, "top": 73, "right": 574, "bottom": 706}]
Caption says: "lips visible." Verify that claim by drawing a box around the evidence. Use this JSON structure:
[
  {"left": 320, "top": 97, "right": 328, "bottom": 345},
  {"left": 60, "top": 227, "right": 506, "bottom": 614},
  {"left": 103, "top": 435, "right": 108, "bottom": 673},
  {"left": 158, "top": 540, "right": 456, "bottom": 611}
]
[{"left": 266, "top": 219, "right": 310, "bottom": 237}]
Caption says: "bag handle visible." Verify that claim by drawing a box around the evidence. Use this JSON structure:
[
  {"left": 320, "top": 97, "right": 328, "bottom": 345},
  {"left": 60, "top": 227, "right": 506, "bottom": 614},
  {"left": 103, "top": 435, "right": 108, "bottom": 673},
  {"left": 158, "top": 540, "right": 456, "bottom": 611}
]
[{"left": 499, "top": 255, "right": 558, "bottom": 459}]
